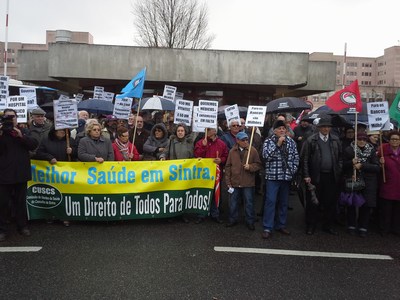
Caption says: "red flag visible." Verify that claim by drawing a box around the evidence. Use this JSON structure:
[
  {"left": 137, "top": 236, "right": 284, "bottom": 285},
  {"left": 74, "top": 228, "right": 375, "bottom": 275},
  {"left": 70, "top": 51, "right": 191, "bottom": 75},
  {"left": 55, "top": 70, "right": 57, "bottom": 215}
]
[{"left": 326, "top": 80, "right": 362, "bottom": 112}]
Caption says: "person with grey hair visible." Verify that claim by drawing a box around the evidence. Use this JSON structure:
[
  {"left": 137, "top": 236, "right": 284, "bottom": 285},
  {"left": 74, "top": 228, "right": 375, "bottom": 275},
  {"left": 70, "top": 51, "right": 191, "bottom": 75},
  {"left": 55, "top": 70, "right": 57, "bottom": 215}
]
[
  {"left": 221, "top": 119, "right": 242, "bottom": 150},
  {"left": 78, "top": 122, "right": 114, "bottom": 162}
]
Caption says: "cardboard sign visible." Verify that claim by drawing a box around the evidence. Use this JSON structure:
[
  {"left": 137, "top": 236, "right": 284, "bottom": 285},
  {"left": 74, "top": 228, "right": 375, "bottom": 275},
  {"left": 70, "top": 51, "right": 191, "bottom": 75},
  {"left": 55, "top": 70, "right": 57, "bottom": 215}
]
[
  {"left": 245, "top": 106, "right": 266, "bottom": 127},
  {"left": 19, "top": 87, "right": 37, "bottom": 109},
  {"left": 54, "top": 99, "right": 78, "bottom": 130},
  {"left": 163, "top": 85, "right": 177, "bottom": 102},
  {"left": 93, "top": 86, "right": 105, "bottom": 99},
  {"left": 197, "top": 100, "right": 218, "bottom": 128},
  {"left": 0, "top": 76, "right": 9, "bottom": 110},
  {"left": 113, "top": 97, "right": 133, "bottom": 120},
  {"left": 7, "top": 96, "right": 28, "bottom": 123},
  {"left": 174, "top": 99, "right": 193, "bottom": 126},
  {"left": 224, "top": 104, "right": 240, "bottom": 125},
  {"left": 367, "top": 101, "right": 390, "bottom": 131}
]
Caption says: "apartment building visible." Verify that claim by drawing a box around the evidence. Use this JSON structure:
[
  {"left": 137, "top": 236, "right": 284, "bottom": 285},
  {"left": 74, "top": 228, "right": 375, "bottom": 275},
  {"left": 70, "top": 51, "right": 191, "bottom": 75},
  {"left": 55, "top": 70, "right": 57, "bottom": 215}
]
[
  {"left": 309, "top": 46, "right": 400, "bottom": 107},
  {"left": 0, "top": 30, "right": 93, "bottom": 79}
]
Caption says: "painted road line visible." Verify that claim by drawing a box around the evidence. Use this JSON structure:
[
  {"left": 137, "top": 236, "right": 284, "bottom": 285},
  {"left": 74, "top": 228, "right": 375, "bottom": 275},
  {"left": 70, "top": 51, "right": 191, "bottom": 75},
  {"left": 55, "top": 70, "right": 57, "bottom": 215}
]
[
  {"left": 0, "top": 247, "right": 42, "bottom": 252},
  {"left": 214, "top": 246, "right": 393, "bottom": 260}
]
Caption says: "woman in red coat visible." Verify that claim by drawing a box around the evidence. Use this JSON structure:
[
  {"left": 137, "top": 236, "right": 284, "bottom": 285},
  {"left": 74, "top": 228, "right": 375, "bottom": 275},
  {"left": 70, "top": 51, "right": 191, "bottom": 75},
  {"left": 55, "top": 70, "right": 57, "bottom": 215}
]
[
  {"left": 112, "top": 127, "right": 140, "bottom": 161},
  {"left": 378, "top": 131, "right": 400, "bottom": 235}
]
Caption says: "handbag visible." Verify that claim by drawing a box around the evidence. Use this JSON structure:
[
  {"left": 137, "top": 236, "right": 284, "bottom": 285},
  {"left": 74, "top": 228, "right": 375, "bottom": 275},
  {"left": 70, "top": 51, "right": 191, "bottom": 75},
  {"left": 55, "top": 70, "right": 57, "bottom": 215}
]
[
  {"left": 344, "top": 176, "right": 365, "bottom": 192},
  {"left": 339, "top": 192, "right": 366, "bottom": 207}
]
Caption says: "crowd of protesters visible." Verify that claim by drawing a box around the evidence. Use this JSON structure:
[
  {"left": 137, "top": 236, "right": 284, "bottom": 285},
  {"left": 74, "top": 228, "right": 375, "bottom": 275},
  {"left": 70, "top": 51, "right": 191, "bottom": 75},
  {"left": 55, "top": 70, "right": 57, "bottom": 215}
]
[{"left": 0, "top": 106, "right": 399, "bottom": 242}]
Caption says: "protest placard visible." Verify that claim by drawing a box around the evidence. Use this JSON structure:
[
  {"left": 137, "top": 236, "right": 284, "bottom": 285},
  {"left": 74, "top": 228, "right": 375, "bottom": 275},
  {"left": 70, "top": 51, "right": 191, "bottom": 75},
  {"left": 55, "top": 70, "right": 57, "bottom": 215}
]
[
  {"left": 102, "top": 92, "right": 115, "bottom": 102},
  {"left": 113, "top": 97, "right": 133, "bottom": 120},
  {"left": 224, "top": 104, "right": 240, "bottom": 125},
  {"left": 174, "top": 99, "right": 193, "bottom": 126},
  {"left": 367, "top": 101, "right": 390, "bottom": 131},
  {"left": 54, "top": 99, "right": 78, "bottom": 130},
  {"left": 175, "top": 92, "right": 184, "bottom": 100},
  {"left": 19, "top": 87, "right": 37, "bottom": 109},
  {"left": 197, "top": 100, "right": 218, "bottom": 128},
  {"left": 192, "top": 106, "right": 205, "bottom": 133},
  {"left": 0, "top": 76, "right": 9, "bottom": 110},
  {"left": 7, "top": 95, "right": 28, "bottom": 123},
  {"left": 93, "top": 86, "right": 104, "bottom": 99},
  {"left": 163, "top": 85, "right": 177, "bottom": 102},
  {"left": 245, "top": 105, "right": 267, "bottom": 127},
  {"left": 75, "top": 93, "right": 84, "bottom": 103}
]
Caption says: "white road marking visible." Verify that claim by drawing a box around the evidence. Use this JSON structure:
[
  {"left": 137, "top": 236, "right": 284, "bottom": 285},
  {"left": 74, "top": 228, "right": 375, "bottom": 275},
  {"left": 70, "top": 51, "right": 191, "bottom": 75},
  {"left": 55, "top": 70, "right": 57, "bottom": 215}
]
[
  {"left": 0, "top": 247, "right": 42, "bottom": 252},
  {"left": 214, "top": 246, "right": 393, "bottom": 260}
]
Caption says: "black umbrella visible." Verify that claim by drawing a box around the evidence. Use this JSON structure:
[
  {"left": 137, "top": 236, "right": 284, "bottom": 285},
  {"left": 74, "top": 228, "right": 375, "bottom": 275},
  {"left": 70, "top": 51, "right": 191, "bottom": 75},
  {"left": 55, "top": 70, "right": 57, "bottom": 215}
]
[
  {"left": 326, "top": 102, "right": 368, "bottom": 125},
  {"left": 302, "top": 111, "right": 351, "bottom": 127},
  {"left": 266, "top": 97, "right": 311, "bottom": 113},
  {"left": 77, "top": 99, "right": 114, "bottom": 115}
]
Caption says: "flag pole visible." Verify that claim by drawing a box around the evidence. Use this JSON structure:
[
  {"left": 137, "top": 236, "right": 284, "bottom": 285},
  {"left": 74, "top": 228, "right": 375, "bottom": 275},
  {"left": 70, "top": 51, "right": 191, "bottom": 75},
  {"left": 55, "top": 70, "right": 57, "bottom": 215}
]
[
  {"left": 3, "top": 0, "right": 10, "bottom": 76},
  {"left": 130, "top": 98, "right": 141, "bottom": 158},
  {"left": 342, "top": 42, "right": 347, "bottom": 89},
  {"left": 353, "top": 112, "right": 358, "bottom": 179}
]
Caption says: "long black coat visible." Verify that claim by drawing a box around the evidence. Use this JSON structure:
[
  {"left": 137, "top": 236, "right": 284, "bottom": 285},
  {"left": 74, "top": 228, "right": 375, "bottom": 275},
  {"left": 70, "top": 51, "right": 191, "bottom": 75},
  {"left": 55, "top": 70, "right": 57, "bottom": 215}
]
[
  {"left": 35, "top": 129, "right": 77, "bottom": 162},
  {"left": 0, "top": 129, "right": 38, "bottom": 184},
  {"left": 343, "top": 143, "right": 380, "bottom": 207}
]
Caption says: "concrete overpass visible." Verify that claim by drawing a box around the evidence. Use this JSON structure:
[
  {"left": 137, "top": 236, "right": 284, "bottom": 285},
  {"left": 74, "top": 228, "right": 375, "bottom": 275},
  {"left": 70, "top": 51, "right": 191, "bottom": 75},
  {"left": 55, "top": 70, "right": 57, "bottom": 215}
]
[{"left": 17, "top": 43, "right": 337, "bottom": 106}]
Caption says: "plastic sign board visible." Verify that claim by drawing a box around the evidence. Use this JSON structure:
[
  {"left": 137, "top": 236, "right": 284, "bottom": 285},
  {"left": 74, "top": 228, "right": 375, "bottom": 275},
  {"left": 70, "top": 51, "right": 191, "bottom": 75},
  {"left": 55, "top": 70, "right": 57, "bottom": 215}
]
[{"left": 245, "top": 106, "right": 267, "bottom": 127}]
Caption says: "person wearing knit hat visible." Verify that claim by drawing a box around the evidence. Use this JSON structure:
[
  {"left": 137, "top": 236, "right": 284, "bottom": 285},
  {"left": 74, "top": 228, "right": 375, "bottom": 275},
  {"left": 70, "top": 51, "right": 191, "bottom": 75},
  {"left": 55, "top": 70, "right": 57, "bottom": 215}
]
[{"left": 261, "top": 119, "right": 299, "bottom": 239}]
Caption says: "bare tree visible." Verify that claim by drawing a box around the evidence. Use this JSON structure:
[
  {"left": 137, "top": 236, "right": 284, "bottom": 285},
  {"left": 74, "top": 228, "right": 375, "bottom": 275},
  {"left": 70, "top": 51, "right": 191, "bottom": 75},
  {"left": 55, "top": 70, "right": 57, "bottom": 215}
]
[{"left": 132, "top": 0, "right": 215, "bottom": 49}]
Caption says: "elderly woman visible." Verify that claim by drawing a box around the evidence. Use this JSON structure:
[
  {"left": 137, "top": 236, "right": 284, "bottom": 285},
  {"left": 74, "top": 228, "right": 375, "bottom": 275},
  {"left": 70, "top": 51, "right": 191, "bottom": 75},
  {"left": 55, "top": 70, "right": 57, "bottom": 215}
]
[
  {"left": 78, "top": 122, "right": 114, "bottom": 162},
  {"left": 35, "top": 126, "right": 77, "bottom": 163},
  {"left": 165, "top": 123, "right": 194, "bottom": 160},
  {"left": 343, "top": 131, "right": 380, "bottom": 237},
  {"left": 112, "top": 127, "right": 140, "bottom": 161},
  {"left": 378, "top": 131, "right": 400, "bottom": 236},
  {"left": 142, "top": 123, "right": 169, "bottom": 161}
]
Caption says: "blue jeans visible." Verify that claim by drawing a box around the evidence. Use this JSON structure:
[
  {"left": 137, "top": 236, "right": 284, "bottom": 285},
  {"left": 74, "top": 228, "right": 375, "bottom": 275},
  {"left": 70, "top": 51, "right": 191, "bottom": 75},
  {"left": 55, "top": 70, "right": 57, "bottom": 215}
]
[
  {"left": 228, "top": 187, "right": 255, "bottom": 224},
  {"left": 263, "top": 180, "right": 290, "bottom": 232}
]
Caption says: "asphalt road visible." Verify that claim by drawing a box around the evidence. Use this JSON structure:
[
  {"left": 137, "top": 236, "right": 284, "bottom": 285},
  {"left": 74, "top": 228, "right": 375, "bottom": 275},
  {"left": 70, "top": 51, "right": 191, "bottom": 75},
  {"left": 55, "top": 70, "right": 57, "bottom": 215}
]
[{"left": 1, "top": 194, "right": 400, "bottom": 300}]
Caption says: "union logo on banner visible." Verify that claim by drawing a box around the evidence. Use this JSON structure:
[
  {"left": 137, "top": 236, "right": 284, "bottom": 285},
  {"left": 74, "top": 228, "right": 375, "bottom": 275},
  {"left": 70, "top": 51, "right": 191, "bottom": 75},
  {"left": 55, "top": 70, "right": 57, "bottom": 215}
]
[{"left": 340, "top": 91, "right": 357, "bottom": 106}]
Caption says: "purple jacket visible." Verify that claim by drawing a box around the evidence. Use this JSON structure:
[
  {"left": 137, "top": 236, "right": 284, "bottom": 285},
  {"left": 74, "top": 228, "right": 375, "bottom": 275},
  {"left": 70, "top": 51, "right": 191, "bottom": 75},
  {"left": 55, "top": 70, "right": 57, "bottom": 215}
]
[{"left": 378, "top": 143, "right": 400, "bottom": 201}]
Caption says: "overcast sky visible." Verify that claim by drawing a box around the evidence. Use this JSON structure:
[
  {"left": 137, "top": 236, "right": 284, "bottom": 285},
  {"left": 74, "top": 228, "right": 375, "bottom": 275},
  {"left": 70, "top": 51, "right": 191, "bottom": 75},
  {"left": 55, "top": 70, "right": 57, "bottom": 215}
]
[{"left": 1, "top": 0, "right": 398, "bottom": 57}]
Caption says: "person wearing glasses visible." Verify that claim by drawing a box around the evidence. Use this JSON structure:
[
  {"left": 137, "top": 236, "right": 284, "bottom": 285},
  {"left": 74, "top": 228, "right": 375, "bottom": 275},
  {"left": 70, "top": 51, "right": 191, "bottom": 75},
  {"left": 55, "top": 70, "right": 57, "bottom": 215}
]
[
  {"left": 225, "top": 132, "right": 262, "bottom": 230},
  {"left": 221, "top": 119, "right": 242, "bottom": 150},
  {"left": 0, "top": 109, "right": 38, "bottom": 241},
  {"left": 78, "top": 122, "right": 114, "bottom": 162},
  {"left": 142, "top": 123, "right": 169, "bottom": 161},
  {"left": 378, "top": 131, "right": 400, "bottom": 236},
  {"left": 112, "top": 127, "right": 140, "bottom": 161},
  {"left": 343, "top": 131, "right": 380, "bottom": 237}
]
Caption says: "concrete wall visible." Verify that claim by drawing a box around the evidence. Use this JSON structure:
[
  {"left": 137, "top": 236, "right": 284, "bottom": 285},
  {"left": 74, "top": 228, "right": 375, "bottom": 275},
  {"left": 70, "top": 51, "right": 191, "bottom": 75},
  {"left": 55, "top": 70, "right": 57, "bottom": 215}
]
[{"left": 45, "top": 43, "right": 309, "bottom": 85}]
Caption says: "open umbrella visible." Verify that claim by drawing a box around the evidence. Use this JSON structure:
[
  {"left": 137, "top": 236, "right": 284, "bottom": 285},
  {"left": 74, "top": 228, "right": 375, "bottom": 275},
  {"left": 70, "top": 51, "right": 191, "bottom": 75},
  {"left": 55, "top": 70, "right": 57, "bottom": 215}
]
[
  {"left": 140, "top": 96, "right": 175, "bottom": 111},
  {"left": 266, "top": 97, "right": 311, "bottom": 113},
  {"left": 302, "top": 111, "right": 351, "bottom": 127},
  {"left": 77, "top": 99, "right": 114, "bottom": 115},
  {"left": 326, "top": 102, "right": 368, "bottom": 125}
]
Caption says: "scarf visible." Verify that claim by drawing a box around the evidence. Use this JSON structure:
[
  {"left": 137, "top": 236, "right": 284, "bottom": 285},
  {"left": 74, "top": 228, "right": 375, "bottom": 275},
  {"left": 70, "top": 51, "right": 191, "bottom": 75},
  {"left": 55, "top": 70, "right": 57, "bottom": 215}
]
[
  {"left": 351, "top": 141, "right": 374, "bottom": 163},
  {"left": 115, "top": 138, "right": 130, "bottom": 161}
]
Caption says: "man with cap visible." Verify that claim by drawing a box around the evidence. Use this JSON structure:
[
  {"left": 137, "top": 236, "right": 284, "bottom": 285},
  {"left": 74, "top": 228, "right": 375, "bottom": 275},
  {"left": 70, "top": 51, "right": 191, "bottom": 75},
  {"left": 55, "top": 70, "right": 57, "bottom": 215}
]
[
  {"left": 301, "top": 116, "right": 343, "bottom": 235},
  {"left": 225, "top": 131, "right": 262, "bottom": 230},
  {"left": 261, "top": 120, "right": 299, "bottom": 239},
  {"left": 29, "top": 107, "right": 52, "bottom": 152},
  {"left": 102, "top": 115, "right": 118, "bottom": 142}
]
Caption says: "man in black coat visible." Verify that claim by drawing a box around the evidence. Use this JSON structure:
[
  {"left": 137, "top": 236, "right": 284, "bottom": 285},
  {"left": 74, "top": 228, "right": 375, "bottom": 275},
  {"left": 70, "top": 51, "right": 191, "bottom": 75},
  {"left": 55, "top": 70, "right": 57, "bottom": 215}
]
[
  {"left": 301, "top": 116, "right": 342, "bottom": 236},
  {"left": 0, "top": 109, "right": 38, "bottom": 241}
]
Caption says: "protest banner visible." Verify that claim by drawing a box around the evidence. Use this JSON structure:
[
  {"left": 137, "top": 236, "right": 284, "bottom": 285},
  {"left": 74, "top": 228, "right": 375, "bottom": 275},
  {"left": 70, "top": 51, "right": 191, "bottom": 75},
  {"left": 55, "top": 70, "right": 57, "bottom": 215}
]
[
  {"left": 224, "top": 104, "right": 240, "bottom": 125},
  {"left": 27, "top": 159, "right": 217, "bottom": 221},
  {"left": 174, "top": 99, "right": 193, "bottom": 126},
  {"left": 7, "top": 95, "right": 27, "bottom": 123},
  {"left": 163, "top": 85, "right": 177, "bottom": 102},
  {"left": 93, "top": 86, "right": 105, "bottom": 99},
  {"left": 113, "top": 97, "right": 133, "bottom": 120},
  {"left": 197, "top": 100, "right": 218, "bottom": 128},
  {"left": 245, "top": 105, "right": 267, "bottom": 127},
  {"left": 367, "top": 101, "right": 390, "bottom": 131},
  {"left": 0, "top": 76, "right": 9, "bottom": 110},
  {"left": 54, "top": 99, "right": 78, "bottom": 130},
  {"left": 19, "top": 87, "right": 37, "bottom": 109}
]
